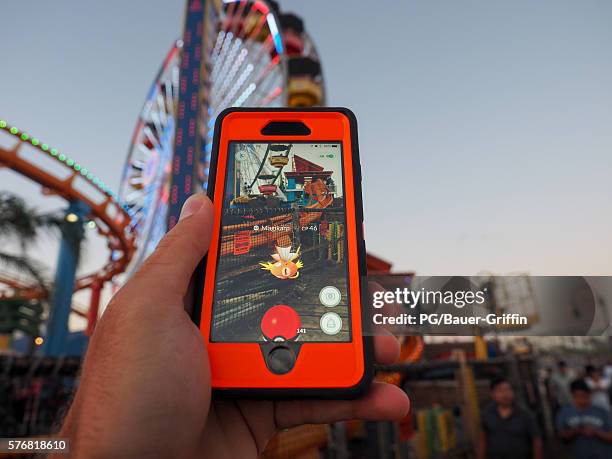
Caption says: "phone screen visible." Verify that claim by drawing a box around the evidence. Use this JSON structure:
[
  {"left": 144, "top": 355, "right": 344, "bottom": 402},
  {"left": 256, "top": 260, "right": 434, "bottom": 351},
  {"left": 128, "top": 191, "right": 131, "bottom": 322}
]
[{"left": 210, "top": 142, "right": 352, "bottom": 343}]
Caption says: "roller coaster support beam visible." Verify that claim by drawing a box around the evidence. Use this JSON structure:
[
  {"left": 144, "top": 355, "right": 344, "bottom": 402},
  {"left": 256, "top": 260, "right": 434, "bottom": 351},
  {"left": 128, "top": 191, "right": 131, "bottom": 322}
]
[
  {"left": 86, "top": 280, "right": 102, "bottom": 336},
  {"left": 42, "top": 200, "right": 89, "bottom": 356}
]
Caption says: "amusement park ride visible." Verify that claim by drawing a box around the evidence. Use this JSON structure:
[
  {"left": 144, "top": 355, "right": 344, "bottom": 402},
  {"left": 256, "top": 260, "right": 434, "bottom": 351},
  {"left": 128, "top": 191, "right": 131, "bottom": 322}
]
[
  {"left": 0, "top": 120, "right": 136, "bottom": 355},
  {"left": 119, "top": 0, "right": 326, "bottom": 275},
  {"left": 0, "top": 0, "right": 326, "bottom": 356}
]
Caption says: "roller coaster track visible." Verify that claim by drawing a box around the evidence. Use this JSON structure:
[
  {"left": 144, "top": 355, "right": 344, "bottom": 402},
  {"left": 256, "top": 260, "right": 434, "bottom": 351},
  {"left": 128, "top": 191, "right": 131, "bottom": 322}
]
[
  {"left": 0, "top": 120, "right": 136, "bottom": 298},
  {"left": 0, "top": 271, "right": 88, "bottom": 318}
]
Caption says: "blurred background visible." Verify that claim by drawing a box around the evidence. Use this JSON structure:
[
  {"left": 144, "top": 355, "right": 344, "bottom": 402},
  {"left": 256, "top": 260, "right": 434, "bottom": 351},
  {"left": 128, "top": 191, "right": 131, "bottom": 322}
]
[{"left": 1, "top": 1, "right": 611, "bottom": 458}]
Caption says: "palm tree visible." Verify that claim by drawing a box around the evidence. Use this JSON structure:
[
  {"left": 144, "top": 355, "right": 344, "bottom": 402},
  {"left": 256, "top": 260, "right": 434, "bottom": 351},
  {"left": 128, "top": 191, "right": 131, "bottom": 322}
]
[
  {"left": 0, "top": 192, "right": 86, "bottom": 345},
  {"left": 0, "top": 192, "right": 63, "bottom": 290}
]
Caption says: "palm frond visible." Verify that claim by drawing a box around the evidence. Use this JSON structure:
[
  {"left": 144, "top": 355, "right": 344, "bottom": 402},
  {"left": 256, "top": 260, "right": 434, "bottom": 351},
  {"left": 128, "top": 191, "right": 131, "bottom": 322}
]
[
  {"left": 0, "top": 192, "right": 38, "bottom": 250},
  {"left": 0, "top": 251, "right": 49, "bottom": 292},
  {"left": 0, "top": 192, "right": 88, "bottom": 267}
]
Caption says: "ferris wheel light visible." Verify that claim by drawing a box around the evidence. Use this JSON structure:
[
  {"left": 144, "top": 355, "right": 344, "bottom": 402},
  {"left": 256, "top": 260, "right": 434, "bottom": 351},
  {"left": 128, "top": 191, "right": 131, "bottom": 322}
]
[
  {"left": 34, "top": 336, "right": 44, "bottom": 346},
  {"left": 66, "top": 158, "right": 74, "bottom": 166},
  {"left": 0, "top": 120, "right": 6, "bottom": 128},
  {"left": 266, "top": 13, "right": 283, "bottom": 54},
  {"left": 10, "top": 127, "right": 18, "bottom": 135},
  {"left": 80, "top": 168, "right": 88, "bottom": 175},
  {"left": 74, "top": 164, "right": 81, "bottom": 171},
  {"left": 20, "top": 133, "right": 29, "bottom": 141},
  {"left": 41, "top": 143, "right": 49, "bottom": 151},
  {"left": 58, "top": 154, "right": 66, "bottom": 162},
  {"left": 50, "top": 148, "right": 58, "bottom": 156},
  {"left": 234, "top": 82, "right": 256, "bottom": 106},
  {"left": 31, "top": 138, "right": 40, "bottom": 146},
  {"left": 87, "top": 220, "right": 97, "bottom": 229}
]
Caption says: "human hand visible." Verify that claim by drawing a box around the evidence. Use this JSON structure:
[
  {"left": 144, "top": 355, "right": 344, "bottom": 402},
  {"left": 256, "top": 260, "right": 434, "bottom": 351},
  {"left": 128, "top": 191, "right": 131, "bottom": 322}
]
[
  {"left": 60, "top": 194, "right": 410, "bottom": 458},
  {"left": 580, "top": 425, "right": 596, "bottom": 437}
]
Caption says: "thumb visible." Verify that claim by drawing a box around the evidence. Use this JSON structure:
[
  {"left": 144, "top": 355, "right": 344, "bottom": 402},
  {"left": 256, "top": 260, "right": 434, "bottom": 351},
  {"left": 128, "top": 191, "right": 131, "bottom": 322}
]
[{"left": 136, "top": 194, "right": 214, "bottom": 296}]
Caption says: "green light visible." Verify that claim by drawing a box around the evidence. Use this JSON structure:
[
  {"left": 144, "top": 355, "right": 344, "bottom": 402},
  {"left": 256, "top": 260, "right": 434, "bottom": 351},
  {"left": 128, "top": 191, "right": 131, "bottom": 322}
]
[
  {"left": 86, "top": 173, "right": 94, "bottom": 180},
  {"left": 20, "top": 133, "right": 29, "bottom": 141},
  {"left": 58, "top": 154, "right": 66, "bottom": 162},
  {"left": 66, "top": 159, "right": 74, "bottom": 166},
  {"left": 0, "top": 120, "right": 6, "bottom": 128},
  {"left": 87, "top": 221, "right": 97, "bottom": 229},
  {"left": 81, "top": 168, "right": 88, "bottom": 175},
  {"left": 74, "top": 164, "right": 81, "bottom": 171},
  {"left": 31, "top": 138, "right": 39, "bottom": 146},
  {"left": 50, "top": 148, "right": 58, "bottom": 156},
  {"left": 41, "top": 144, "right": 49, "bottom": 151},
  {"left": 10, "top": 127, "right": 18, "bottom": 135}
]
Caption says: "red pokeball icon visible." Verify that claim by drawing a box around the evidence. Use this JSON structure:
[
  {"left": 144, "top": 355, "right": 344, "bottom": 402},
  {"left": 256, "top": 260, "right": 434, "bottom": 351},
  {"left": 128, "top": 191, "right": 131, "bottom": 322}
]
[{"left": 261, "top": 304, "right": 301, "bottom": 341}]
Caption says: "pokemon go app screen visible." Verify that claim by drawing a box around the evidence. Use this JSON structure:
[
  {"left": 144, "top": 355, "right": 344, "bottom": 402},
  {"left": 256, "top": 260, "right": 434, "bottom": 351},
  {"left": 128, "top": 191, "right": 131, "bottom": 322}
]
[{"left": 210, "top": 142, "right": 351, "bottom": 343}]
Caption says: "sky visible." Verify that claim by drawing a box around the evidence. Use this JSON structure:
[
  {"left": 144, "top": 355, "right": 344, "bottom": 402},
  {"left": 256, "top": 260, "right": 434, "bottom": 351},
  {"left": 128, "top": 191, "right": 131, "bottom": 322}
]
[{"left": 1, "top": 0, "right": 611, "bottom": 287}]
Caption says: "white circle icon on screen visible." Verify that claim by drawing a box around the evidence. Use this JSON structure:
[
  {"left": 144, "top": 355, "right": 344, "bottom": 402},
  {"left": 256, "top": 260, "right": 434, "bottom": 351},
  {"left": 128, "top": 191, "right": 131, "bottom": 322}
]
[
  {"left": 319, "top": 286, "right": 341, "bottom": 307},
  {"left": 320, "top": 312, "right": 342, "bottom": 335}
]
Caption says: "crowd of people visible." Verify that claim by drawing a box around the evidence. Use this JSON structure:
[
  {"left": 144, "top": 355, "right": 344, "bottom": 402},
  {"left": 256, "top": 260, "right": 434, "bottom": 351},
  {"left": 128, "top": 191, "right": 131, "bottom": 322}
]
[{"left": 478, "top": 360, "right": 612, "bottom": 459}]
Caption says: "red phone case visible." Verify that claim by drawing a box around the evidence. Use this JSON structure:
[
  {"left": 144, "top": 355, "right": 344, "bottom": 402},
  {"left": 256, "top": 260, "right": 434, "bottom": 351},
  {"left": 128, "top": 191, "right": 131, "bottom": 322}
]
[{"left": 192, "top": 107, "right": 372, "bottom": 398}]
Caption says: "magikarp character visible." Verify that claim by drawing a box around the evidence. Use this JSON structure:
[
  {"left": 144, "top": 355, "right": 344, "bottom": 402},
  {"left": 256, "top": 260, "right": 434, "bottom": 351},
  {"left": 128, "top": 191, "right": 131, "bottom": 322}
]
[{"left": 260, "top": 245, "right": 303, "bottom": 279}]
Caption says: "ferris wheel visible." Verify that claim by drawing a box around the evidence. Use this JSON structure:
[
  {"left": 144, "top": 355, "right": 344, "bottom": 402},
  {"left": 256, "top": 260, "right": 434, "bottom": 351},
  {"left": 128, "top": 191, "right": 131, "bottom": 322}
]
[
  {"left": 119, "top": 0, "right": 325, "bottom": 274},
  {"left": 236, "top": 143, "right": 291, "bottom": 197}
]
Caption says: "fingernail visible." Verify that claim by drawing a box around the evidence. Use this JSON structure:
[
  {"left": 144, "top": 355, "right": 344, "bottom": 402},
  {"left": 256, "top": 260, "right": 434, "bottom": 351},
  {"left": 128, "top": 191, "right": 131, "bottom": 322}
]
[{"left": 179, "top": 195, "right": 204, "bottom": 221}]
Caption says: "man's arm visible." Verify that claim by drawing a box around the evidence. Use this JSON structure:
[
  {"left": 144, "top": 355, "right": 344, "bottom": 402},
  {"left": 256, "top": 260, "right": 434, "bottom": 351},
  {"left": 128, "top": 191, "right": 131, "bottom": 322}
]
[
  {"left": 525, "top": 409, "right": 543, "bottom": 459},
  {"left": 558, "top": 427, "right": 581, "bottom": 441},
  {"left": 593, "top": 411, "right": 612, "bottom": 443},
  {"left": 477, "top": 431, "right": 487, "bottom": 459},
  {"left": 593, "top": 429, "right": 612, "bottom": 442},
  {"left": 555, "top": 408, "right": 579, "bottom": 442},
  {"left": 532, "top": 437, "right": 543, "bottom": 459}
]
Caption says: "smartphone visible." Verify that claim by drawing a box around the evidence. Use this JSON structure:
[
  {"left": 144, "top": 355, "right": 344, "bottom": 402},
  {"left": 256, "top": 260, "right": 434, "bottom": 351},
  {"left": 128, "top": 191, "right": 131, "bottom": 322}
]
[{"left": 193, "top": 108, "right": 371, "bottom": 398}]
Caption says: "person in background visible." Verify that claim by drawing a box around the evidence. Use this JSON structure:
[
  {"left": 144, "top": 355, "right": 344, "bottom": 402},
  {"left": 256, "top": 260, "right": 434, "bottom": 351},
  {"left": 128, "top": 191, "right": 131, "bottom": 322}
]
[
  {"left": 556, "top": 379, "right": 612, "bottom": 459},
  {"left": 584, "top": 365, "right": 611, "bottom": 411},
  {"left": 549, "top": 361, "right": 574, "bottom": 414},
  {"left": 604, "top": 360, "right": 612, "bottom": 409},
  {"left": 603, "top": 360, "right": 612, "bottom": 381},
  {"left": 478, "top": 377, "right": 543, "bottom": 459}
]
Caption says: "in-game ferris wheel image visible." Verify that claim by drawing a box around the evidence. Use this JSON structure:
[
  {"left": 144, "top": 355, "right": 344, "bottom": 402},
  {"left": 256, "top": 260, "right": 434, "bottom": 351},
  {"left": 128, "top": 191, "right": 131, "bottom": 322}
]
[
  {"left": 235, "top": 143, "right": 292, "bottom": 201},
  {"left": 119, "top": 0, "right": 325, "bottom": 274}
]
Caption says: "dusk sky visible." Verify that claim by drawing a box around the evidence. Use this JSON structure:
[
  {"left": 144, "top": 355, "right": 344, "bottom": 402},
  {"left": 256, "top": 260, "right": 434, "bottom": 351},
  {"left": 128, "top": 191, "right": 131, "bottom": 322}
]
[{"left": 2, "top": 0, "right": 611, "bottom": 284}]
